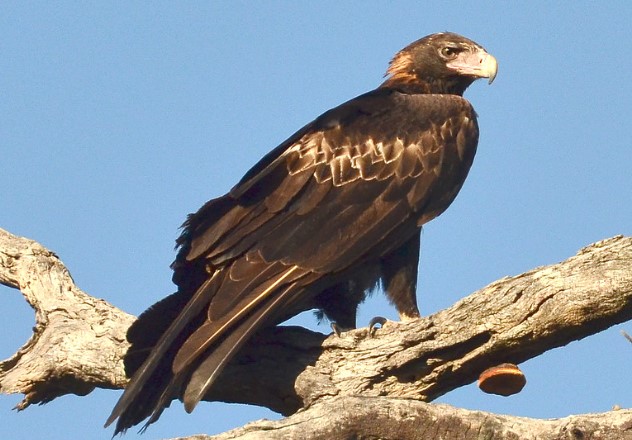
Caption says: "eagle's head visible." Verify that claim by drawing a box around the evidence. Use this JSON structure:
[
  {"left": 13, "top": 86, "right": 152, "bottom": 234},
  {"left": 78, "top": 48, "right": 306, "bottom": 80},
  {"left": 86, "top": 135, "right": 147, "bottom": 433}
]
[{"left": 384, "top": 32, "right": 497, "bottom": 95}]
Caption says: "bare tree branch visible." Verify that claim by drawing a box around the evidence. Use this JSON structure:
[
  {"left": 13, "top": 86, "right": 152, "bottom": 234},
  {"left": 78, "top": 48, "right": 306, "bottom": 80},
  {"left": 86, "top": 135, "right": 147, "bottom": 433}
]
[
  {"left": 176, "top": 397, "right": 632, "bottom": 440},
  {"left": 0, "top": 227, "right": 134, "bottom": 408},
  {"left": 1, "top": 227, "right": 632, "bottom": 438}
]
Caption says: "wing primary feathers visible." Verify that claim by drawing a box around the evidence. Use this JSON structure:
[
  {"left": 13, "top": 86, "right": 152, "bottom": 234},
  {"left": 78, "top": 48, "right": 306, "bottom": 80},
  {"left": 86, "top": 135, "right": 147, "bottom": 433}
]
[
  {"left": 183, "top": 282, "right": 298, "bottom": 412},
  {"left": 105, "top": 272, "right": 220, "bottom": 429},
  {"left": 172, "top": 265, "right": 302, "bottom": 373}
]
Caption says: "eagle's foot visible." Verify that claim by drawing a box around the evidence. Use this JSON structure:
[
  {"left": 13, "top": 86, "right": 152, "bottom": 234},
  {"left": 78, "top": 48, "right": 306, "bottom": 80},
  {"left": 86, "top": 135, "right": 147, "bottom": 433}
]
[
  {"left": 330, "top": 322, "right": 354, "bottom": 337},
  {"left": 367, "top": 316, "right": 388, "bottom": 338}
]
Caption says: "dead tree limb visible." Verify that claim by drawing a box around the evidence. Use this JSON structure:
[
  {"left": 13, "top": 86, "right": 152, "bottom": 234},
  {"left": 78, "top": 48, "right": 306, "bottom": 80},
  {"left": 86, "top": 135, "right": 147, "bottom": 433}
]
[
  {"left": 177, "top": 397, "right": 632, "bottom": 440},
  {"left": 1, "top": 227, "right": 631, "bottom": 438},
  {"left": 0, "top": 227, "right": 134, "bottom": 408}
]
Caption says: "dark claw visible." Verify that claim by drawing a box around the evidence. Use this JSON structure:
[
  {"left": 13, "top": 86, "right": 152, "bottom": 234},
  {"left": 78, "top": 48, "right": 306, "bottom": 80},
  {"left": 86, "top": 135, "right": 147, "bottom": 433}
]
[
  {"left": 368, "top": 316, "right": 387, "bottom": 337},
  {"left": 331, "top": 322, "right": 344, "bottom": 337}
]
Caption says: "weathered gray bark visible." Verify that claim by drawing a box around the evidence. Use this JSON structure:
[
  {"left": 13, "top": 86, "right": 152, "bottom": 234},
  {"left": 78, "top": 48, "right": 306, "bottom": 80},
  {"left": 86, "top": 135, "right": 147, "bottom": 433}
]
[
  {"left": 0, "top": 228, "right": 134, "bottom": 408},
  {"left": 177, "top": 397, "right": 632, "bottom": 440},
  {"left": 1, "top": 226, "right": 632, "bottom": 439}
]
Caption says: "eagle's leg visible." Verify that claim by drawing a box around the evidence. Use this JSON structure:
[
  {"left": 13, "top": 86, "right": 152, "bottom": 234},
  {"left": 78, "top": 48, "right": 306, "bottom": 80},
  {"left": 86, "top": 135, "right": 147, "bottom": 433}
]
[
  {"left": 368, "top": 230, "right": 422, "bottom": 335},
  {"left": 316, "top": 282, "right": 361, "bottom": 335},
  {"left": 317, "top": 270, "right": 378, "bottom": 336}
]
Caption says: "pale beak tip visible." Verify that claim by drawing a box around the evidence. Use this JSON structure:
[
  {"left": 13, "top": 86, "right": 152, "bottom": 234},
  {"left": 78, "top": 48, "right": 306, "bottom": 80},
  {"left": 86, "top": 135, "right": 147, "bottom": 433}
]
[{"left": 485, "top": 54, "right": 498, "bottom": 85}]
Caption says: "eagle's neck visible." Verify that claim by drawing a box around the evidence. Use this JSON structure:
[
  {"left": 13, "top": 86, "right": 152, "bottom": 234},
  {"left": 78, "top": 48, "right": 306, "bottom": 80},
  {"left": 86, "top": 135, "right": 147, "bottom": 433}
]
[{"left": 380, "top": 75, "right": 473, "bottom": 96}]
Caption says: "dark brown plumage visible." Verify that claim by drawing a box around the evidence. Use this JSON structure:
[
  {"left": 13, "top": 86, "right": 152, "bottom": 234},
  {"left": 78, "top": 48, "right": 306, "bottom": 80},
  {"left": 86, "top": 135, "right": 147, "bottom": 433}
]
[{"left": 106, "top": 32, "right": 497, "bottom": 434}]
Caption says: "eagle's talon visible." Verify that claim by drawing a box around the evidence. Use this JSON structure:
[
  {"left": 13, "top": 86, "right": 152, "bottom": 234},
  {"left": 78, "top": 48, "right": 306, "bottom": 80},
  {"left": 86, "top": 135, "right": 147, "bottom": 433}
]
[
  {"left": 330, "top": 322, "right": 349, "bottom": 337},
  {"left": 368, "top": 316, "right": 388, "bottom": 337}
]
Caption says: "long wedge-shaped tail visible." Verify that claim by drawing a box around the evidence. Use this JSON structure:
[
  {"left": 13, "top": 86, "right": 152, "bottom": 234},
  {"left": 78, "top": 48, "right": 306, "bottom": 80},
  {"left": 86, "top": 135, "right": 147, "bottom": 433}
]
[{"left": 106, "top": 263, "right": 308, "bottom": 434}]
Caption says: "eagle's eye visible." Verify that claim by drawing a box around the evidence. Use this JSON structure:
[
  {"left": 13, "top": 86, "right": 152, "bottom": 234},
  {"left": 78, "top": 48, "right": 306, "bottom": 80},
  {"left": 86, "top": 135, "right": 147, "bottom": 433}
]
[{"left": 440, "top": 46, "right": 459, "bottom": 59}]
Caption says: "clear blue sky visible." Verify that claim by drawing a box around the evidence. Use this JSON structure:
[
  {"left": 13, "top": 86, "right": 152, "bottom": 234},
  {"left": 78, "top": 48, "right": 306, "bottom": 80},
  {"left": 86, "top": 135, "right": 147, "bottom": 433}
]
[{"left": 2, "top": 2, "right": 631, "bottom": 439}]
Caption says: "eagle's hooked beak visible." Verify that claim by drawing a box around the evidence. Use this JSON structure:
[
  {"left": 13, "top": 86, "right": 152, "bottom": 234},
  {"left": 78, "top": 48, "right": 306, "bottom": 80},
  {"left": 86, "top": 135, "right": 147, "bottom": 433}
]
[
  {"left": 447, "top": 49, "right": 498, "bottom": 84},
  {"left": 481, "top": 52, "right": 498, "bottom": 84}
]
